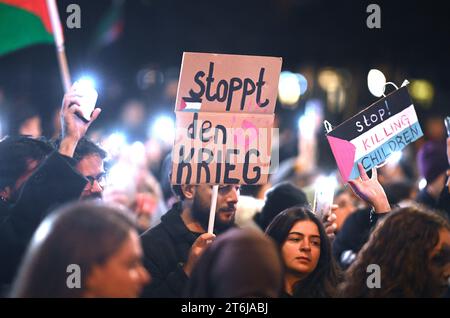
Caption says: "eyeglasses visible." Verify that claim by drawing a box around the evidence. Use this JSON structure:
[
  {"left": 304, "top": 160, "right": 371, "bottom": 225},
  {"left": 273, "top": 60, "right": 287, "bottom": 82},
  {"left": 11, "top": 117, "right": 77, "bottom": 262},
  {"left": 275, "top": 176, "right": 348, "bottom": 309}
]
[{"left": 86, "top": 173, "right": 107, "bottom": 188}]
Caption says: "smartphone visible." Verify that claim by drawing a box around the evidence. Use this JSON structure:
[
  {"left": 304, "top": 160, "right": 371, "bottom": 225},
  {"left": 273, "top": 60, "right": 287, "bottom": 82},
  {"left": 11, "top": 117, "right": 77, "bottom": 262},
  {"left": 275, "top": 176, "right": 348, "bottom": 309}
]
[
  {"left": 313, "top": 181, "right": 335, "bottom": 221},
  {"left": 72, "top": 80, "right": 98, "bottom": 122},
  {"left": 445, "top": 116, "right": 450, "bottom": 136}
]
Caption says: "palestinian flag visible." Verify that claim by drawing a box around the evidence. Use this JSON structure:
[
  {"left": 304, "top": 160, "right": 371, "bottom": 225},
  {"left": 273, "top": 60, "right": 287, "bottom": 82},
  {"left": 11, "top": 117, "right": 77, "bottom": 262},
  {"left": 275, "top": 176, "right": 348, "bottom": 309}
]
[{"left": 0, "top": 0, "right": 54, "bottom": 56}]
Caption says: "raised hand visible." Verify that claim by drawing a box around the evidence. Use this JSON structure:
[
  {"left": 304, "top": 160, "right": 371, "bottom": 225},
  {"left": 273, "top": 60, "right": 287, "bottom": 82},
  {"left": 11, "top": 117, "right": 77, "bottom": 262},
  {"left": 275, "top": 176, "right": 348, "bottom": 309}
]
[
  {"left": 348, "top": 163, "right": 390, "bottom": 213},
  {"left": 59, "top": 85, "right": 101, "bottom": 157}
]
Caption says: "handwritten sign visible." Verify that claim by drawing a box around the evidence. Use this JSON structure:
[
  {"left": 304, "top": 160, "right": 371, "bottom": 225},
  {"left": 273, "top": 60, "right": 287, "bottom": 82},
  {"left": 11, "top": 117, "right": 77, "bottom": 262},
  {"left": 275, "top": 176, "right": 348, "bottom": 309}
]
[
  {"left": 326, "top": 86, "right": 423, "bottom": 182},
  {"left": 171, "top": 52, "right": 282, "bottom": 185}
]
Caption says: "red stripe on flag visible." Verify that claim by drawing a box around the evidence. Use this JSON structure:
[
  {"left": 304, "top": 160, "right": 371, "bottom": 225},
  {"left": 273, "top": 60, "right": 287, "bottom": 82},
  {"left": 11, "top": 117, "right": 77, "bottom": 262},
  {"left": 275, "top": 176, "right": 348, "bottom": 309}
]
[{"left": 0, "top": 0, "right": 52, "bottom": 33}]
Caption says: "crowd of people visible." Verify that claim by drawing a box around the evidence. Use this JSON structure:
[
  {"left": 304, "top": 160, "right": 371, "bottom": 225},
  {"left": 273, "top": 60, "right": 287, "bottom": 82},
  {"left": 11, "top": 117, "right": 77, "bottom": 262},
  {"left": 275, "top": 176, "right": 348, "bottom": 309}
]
[{"left": 0, "top": 83, "right": 449, "bottom": 298}]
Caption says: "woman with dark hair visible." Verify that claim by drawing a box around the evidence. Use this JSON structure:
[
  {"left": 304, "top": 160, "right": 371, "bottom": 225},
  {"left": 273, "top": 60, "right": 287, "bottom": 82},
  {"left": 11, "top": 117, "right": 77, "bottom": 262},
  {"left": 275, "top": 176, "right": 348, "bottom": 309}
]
[
  {"left": 265, "top": 206, "right": 341, "bottom": 297},
  {"left": 339, "top": 206, "right": 450, "bottom": 298},
  {"left": 10, "top": 202, "right": 150, "bottom": 298}
]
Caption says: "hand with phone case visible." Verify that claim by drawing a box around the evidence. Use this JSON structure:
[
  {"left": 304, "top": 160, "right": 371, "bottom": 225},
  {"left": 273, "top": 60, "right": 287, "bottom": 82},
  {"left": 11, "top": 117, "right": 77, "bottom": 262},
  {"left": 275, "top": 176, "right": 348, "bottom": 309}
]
[
  {"left": 59, "top": 83, "right": 102, "bottom": 158},
  {"left": 72, "top": 80, "right": 98, "bottom": 122}
]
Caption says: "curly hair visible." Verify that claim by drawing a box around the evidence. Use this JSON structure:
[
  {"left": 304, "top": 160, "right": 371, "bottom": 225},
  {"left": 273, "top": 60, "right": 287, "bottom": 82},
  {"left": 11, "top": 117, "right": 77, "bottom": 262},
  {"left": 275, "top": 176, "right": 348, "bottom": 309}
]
[
  {"left": 339, "top": 206, "right": 450, "bottom": 298},
  {"left": 265, "top": 206, "right": 342, "bottom": 297}
]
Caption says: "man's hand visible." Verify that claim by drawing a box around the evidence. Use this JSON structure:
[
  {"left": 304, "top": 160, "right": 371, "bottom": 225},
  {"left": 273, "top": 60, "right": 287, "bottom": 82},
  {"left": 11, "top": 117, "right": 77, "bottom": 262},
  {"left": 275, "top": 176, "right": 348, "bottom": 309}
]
[
  {"left": 348, "top": 163, "right": 390, "bottom": 213},
  {"left": 183, "top": 233, "right": 216, "bottom": 277},
  {"left": 59, "top": 85, "right": 101, "bottom": 157}
]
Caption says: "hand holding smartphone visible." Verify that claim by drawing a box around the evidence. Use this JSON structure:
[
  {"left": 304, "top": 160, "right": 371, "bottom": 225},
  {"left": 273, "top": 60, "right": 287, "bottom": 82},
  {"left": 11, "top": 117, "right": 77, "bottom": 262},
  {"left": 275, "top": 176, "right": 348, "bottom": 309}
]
[{"left": 72, "top": 79, "right": 98, "bottom": 122}]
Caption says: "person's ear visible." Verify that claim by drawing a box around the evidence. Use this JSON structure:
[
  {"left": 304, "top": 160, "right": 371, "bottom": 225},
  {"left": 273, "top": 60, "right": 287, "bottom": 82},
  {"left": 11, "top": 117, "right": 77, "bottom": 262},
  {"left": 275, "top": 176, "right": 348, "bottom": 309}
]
[{"left": 182, "top": 185, "right": 196, "bottom": 200}]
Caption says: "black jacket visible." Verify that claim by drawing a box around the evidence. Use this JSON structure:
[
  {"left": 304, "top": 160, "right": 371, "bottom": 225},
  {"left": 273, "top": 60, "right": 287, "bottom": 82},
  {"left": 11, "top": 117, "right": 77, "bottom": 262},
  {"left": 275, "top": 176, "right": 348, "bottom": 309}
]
[
  {"left": 0, "top": 151, "right": 87, "bottom": 292},
  {"left": 140, "top": 202, "right": 201, "bottom": 298},
  {"left": 416, "top": 188, "right": 438, "bottom": 210},
  {"left": 332, "top": 207, "right": 389, "bottom": 268}
]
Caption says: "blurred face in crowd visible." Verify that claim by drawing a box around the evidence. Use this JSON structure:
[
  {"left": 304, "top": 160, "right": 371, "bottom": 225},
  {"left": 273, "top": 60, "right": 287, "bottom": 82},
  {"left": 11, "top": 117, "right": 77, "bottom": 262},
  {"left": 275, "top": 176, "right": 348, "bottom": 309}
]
[
  {"left": 188, "top": 185, "right": 240, "bottom": 232},
  {"left": 429, "top": 228, "right": 450, "bottom": 295},
  {"left": 84, "top": 230, "right": 150, "bottom": 298},
  {"left": 282, "top": 220, "right": 321, "bottom": 279},
  {"left": 425, "top": 117, "right": 446, "bottom": 141},
  {"left": 19, "top": 116, "right": 42, "bottom": 138},
  {"left": 76, "top": 154, "right": 105, "bottom": 200},
  {"left": 333, "top": 191, "right": 357, "bottom": 231}
]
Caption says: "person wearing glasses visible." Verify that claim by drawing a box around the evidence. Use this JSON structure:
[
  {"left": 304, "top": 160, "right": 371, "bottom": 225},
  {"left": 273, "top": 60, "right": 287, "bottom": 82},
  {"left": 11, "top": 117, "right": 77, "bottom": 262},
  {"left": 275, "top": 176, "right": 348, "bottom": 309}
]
[
  {"left": 0, "top": 84, "right": 102, "bottom": 295},
  {"left": 72, "top": 138, "right": 107, "bottom": 201}
]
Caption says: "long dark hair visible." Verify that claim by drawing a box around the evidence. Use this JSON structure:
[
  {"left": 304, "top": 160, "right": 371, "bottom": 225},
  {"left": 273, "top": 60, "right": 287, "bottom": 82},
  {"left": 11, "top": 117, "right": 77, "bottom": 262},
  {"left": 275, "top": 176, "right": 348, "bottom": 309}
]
[
  {"left": 265, "top": 206, "right": 341, "bottom": 297},
  {"left": 339, "top": 206, "right": 450, "bottom": 298},
  {"left": 11, "top": 202, "right": 136, "bottom": 298}
]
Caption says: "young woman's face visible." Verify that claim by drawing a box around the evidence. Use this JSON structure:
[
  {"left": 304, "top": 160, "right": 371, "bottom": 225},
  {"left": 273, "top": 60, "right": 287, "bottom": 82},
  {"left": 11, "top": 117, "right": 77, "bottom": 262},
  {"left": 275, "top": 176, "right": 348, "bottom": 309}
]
[
  {"left": 85, "top": 230, "right": 150, "bottom": 298},
  {"left": 281, "top": 220, "right": 321, "bottom": 278}
]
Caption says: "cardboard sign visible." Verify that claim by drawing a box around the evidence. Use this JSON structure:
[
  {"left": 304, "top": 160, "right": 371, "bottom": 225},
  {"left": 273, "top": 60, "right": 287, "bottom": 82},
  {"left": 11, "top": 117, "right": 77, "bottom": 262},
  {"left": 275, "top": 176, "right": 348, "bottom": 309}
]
[
  {"left": 171, "top": 52, "right": 282, "bottom": 185},
  {"left": 327, "top": 86, "right": 423, "bottom": 182}
]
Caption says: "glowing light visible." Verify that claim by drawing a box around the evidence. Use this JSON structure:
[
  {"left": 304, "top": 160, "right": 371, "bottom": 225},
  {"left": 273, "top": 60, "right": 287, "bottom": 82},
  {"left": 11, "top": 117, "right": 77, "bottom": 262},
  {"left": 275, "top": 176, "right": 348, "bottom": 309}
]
[
  {"left": 32, "top": 217, "right": 53, "bottom": 245},
  {"left": 151, "top": 115, "right": 175, "bottom": 145},
  {"left": 298, "top": 73, "right": 308, "bottom": 95},
  {"left": 367, "top": 69, "right": 386, "bottom": 97},
  {"left": 101, "top": 132, "right": 127, "bottom": 158},
  {"left": 410, "top": 80, "right": 434, "bottom": 104},
  {"left": 318, "top": 69, "right": 340, "bottom": 93},
  {"left": 387, "top": 151, "right": 402, "bottom": 166},
  {"left": 418, "top": 178, "right": 427, "bottom": 190},
  {"left": 107, "top": 162, "right": 136, "bottom": 190},
  {"left": 314, "top": 174, "right": 338, "bottom": 191},
  {"left": 298, "top": 100, "right": 324, "bottom": 139},
  {"left": 76, "top": 76, "right": 96, "bottom": 90},
  {"left": 278, "top": 71, "right": 307, "bottom": 105},
  {"left": 129, "top": 141, "right": 146, "bottom": 165},
  {"left": 298, "top": 111, "right": 316, "bottom": 139}
]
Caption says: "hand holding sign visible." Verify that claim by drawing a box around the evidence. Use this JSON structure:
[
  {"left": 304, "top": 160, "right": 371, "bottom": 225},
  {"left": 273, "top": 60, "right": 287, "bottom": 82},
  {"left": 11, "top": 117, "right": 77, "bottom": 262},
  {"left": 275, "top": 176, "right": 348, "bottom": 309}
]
[
  {"left": 183, "top": 232, "right": 216, "bottom": 277},
  {"left": 326, "top": 84, "right": 423, "bottom": 182},
  {"left": 171, "top": 52, "right": 282, "bottom": 235},
  {"left": 348, "top": 163, "right": 390, "bottom": 213}
]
